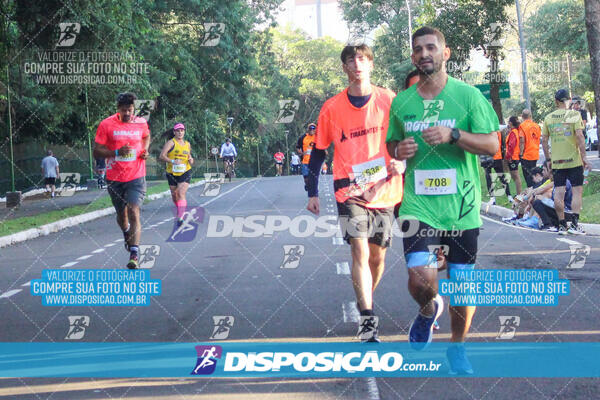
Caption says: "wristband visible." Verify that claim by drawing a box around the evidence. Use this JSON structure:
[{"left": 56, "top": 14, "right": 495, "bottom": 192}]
[{"left": 115, "top": 149, "right": 118, "bottom": 157}]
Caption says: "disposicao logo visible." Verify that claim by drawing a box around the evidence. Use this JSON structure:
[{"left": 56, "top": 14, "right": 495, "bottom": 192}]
[{"left": 191, "top": 345, "right": 222, "bottom": 375}]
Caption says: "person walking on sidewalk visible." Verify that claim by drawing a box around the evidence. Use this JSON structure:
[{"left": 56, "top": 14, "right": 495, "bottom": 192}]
[
  {"left": 93, "top": 92, "right": 151, "bottom": 269},
  {"left": 41, "top": 150, "right": 60, "bottom": 198}
]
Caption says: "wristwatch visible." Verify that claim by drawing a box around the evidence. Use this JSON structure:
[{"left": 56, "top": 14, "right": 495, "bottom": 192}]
[{"left": 449, "top": 128, "right": 461, "bottom": 144}]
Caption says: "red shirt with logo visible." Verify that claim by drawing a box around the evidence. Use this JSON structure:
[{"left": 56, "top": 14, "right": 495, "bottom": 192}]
[
  {"left": 95, "top": 113, "right": 150, "bottom": 182},
  {"left": 274, "top": 152, "right": 285, "bottom": 162}
]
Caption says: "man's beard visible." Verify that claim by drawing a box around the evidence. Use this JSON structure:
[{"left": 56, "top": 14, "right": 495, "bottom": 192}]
[
  {"left": 417, "top": 58, "right": 443, "bottom": 76},
  {"left": 121, "top": 114, "right": 131, "bottom": 122}
]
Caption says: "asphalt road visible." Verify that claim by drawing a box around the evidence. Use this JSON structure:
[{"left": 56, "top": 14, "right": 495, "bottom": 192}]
[{"left": 0, "top": 175, "right": 598, "bottom": 399}]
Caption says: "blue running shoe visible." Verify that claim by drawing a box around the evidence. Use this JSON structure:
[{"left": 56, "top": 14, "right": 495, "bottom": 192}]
[
  {"left": 516, "top": 215, "right": 540, "bottom": 229},
  {"left": 447, "top": 343, "right": 474, "bottom": 375},
  {"left": 409, "top": 294, "right": 443, "bottom": 350}
]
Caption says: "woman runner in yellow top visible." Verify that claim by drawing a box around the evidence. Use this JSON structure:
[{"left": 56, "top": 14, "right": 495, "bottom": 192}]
[{"left": 159, "top": 123, "right": 194, "bottom": 226}]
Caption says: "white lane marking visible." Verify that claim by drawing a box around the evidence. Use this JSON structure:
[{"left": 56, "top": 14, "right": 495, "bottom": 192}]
[
  {"left": 59, "top": 261, "right": 78, "bottom": 268},
  {"left": 332, "top": 237, "right": 344, "bottom": 245},
  {"left": 342, "top": 301, "right": 359, "bottom": 323},
  {"left": 162, "top": 218, "right": 171, "bottom": 222},
  {"left": 336, "top": 262, "right": 350, "bottom": 275},
  {"left": 91, "top": 248, "right": 105, "bottom": 254},
  {"left": 77, "top": 255, "right": 92, "bottom": 260},
  {"left": 22, "top": 281, "right": 31, "bottom": 287},
  {"left": 113, "top": 239, "right": 122, "bottom": 243},
  {"left": 0, "top": 289, "right": 22, "bottom": 298},
  {"left": 557, "top": 237, "right": 583, "bottom": 246},
  {"left": 104, "top": 243, "right": 116, "bottom": 248},
  {"left": 365, "top": 377, "right": 381, "bottom": 400},
  {"left": 198, "top": 178, "right": 257, "bottom": 208}
]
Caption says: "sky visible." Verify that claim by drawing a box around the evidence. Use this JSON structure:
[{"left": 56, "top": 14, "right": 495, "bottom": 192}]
[
  {"left": 275, "top": 0, "right": 350, "bottom": 43},
  {"left": 274, "top": 0, "right": 491, "bottom": 73}
]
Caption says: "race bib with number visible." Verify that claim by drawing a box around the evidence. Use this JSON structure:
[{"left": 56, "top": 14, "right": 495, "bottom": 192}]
[
  {"left": 415, "top": 169, "right": 457, "bottom": 195},
  {"left": 115, "top": 149, "right": 136, "bottom": 162},
  {"left": 172, "top": 163, "right": 186, "bottom": 173},
  {"left": 352, "top": 157, "right": 388, "bottom": 186}
]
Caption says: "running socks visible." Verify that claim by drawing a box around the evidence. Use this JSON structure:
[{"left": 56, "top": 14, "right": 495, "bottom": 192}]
[
  {"left": 175, "top": 199, "right": 187, "bottom": 219},
  {"left": 130, "top": 245, "right": 139, "bottom": 255},
  {"left": 360, "top": 309, "right": 374, "bottom": 316}
]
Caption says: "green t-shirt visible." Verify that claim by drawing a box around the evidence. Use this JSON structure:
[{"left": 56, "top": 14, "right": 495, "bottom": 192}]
[
  {"left": 386, "top": 76, "right": 499, "bottom": 230},
  {"left": 542, "top": 109, "right": 584, "bottom": 170}
]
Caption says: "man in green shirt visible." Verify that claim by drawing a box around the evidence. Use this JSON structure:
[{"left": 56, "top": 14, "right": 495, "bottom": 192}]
[
  {"left": 386, "top": 26, "right": 499, "bottom": 374},
  {"left": 542, "top": 89, "right": 591, "bottom": 235}
]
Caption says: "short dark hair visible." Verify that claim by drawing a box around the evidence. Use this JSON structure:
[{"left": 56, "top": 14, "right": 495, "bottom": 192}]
[
  {"left": 340, "top": 44, "right": 374, "bottom": 64},
  {"left": 531, "top": 167, "right": 543, "bottom": 177},
  {"left": 412, "top": 26, "right": 446, "bottom": 48},
  {"left": 116, "top": 92, "right": 137, "bottom": 107},
  {"left": 509, "top": 116, "right": 520, "bottom": 129}
]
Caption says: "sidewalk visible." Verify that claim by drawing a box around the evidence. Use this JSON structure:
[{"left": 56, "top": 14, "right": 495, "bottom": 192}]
[
  {"left": 480, "top": 202, "right": 600, "bottom": 236},
  {"left": 0, "top": 183, "right": 161, "bottom": 222},
  {"left": 0, "top": 180, "right": 205, "bottom": 248}
]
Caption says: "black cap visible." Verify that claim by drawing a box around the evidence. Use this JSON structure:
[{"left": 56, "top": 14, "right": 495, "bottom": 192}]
[
  {"left": 555, "top": 89, "right": 569, "bottom": 102},
  {"left": 307, "top": 123, "right": 316, "bottom": 130}
]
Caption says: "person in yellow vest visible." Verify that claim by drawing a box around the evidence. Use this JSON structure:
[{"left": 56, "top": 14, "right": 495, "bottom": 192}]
[{"left": 159, "top": 123, "right": 194, "bottom": 226}]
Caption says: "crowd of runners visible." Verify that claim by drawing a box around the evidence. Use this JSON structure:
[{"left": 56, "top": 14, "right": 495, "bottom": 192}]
[{"left": 92, "top": 25, "right": 590, "bottom": 375}]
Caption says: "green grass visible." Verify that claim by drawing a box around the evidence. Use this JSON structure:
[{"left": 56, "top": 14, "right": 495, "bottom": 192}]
[
  {"left": 0, "top": 180, "right": 186, "bottom": 238},
  {"left": 479, "top": 166, "right": 600, "bottom": 223}
]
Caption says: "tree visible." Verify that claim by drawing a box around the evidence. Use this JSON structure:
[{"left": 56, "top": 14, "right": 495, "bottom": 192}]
[
  {"left": 585, "top": 0, "right": 600, "bottom": 145},
  {"left": 425, "top": 0, "right": 514, "bottom": 122},
  {"left": 339, "top": 0, "right": 418, "bottom": 91},
  {"left": 525, "top": 0, "right": 587, "bottom": 59}
]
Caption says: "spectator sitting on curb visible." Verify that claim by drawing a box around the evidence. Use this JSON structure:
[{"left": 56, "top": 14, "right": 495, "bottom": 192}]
[
  {"left": 532, "top": 171, "right": 574, "bottom": 232},
  {"left": 510, "top": 163, "right": 553, "bottom": 228}
]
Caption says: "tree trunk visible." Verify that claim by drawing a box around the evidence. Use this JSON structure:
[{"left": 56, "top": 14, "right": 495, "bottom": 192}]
[
  {"left": 489, "top": 48, "right": 504, "bottom": 123},
  {"left": 585, "top": 0, "right": 600, "bottom": 155}
]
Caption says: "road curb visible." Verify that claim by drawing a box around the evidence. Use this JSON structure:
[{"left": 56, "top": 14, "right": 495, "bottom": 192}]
[
  {"left": 480, "top": 202, "right": 600, "bottom": 236},
  {"left": 0, "top": 180, "right": 205, "bottom": 248}
]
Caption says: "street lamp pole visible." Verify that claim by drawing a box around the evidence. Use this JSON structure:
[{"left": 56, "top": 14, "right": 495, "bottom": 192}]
[
  {"left": 405, "top": 0, "right": 413, "bottom": 52},
  {"left": 515, "top": 0, "right": 532, "bottom": 111},
  {"left": 204, "top": 110, "right": 209, "bottom": 173},
  {"left": 285, "top": 130, "right": 290, "bottom": 176},
  {"left": 7, "top": 67, "right": 15, "bottom": 192},
  {"left": 85, "top": 86, "right": 93, "bottom": 180}
]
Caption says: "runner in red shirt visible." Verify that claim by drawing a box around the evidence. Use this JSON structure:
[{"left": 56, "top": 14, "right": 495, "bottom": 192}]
[
  {"left": 93, "top": 92, "right": 150, "bottom": 269},
  {"left": 273, "top": 150, "right": 285, "bottom": 176},
  {"left": 306, "top": 44, "right": 404, "bottom": 342}
]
